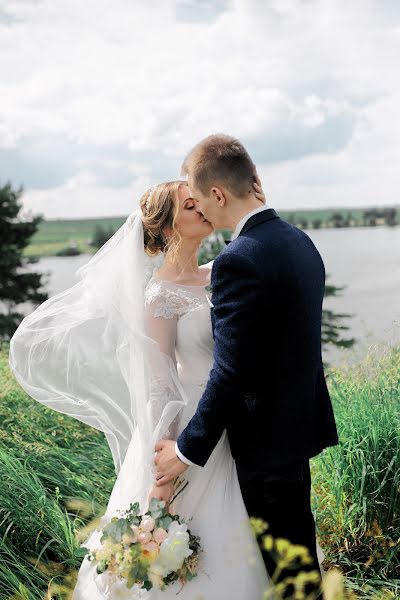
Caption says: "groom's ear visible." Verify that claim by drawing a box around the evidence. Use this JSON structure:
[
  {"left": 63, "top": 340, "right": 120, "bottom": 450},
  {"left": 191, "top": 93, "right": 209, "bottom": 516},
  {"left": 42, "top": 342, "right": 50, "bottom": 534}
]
[{"left": 211, "top": 186, "right": 226, "bottom": 207}]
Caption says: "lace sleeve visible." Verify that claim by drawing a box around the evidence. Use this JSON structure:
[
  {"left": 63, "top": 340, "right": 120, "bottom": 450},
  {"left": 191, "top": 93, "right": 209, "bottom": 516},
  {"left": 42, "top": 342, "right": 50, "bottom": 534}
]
[
  {"left": 144, "top": 280, "right": 184, "bottom": 441},
  {"left": 144, "top": 288, "right": 178, "bottom": 367}
]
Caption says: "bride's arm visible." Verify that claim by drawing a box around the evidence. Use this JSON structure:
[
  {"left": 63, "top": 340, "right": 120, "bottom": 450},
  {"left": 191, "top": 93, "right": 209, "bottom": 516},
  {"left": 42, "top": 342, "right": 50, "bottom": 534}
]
[
  {"left": 144, "top": 283, "right": 188, "bottom": 443},
  {"left": 144, "top": 291, "right": 186, "bottom": 504},
  {"left": 144, "top": 303, "right": 180, "bottom": 441},
  {"left": 144, "top": 301, "right": 177, "bottom": 367}
]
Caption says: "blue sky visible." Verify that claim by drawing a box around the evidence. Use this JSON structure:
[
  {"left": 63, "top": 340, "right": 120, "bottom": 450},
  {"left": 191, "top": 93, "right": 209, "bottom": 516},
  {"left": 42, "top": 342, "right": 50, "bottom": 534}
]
[{"left": 0, "top": 0, "right": 399, "bottom": 218}]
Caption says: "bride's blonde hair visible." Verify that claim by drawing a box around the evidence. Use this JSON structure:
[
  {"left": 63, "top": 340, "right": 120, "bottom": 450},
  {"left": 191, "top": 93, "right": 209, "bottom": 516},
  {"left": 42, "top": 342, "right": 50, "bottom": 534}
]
[{"left": 140, "top": 180, "right": 188, "bottom": 264}]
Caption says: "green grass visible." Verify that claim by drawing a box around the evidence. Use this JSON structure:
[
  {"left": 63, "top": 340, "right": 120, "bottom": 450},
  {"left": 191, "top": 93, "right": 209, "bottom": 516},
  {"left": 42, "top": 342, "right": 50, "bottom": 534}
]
[
  {"left": 312, "top": 347, "right": 400, "bottom": 596},
  {"left": 0, "top": 341, "right": 399, "bottom": 598},
  {"left": 0, "top": 341, "right": 116, "bottom": 599}
]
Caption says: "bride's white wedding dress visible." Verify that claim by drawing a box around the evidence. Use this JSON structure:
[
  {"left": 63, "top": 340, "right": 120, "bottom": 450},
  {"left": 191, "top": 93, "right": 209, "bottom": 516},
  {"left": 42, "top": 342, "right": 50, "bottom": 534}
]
[{"left": 72, "top": 271, "right": 324, "bottom": 600}]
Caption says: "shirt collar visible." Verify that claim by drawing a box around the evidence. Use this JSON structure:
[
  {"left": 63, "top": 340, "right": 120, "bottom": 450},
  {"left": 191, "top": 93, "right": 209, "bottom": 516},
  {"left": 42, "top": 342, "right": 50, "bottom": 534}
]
[{"left": 231, "top": 204, "right": 271, "bottom": 240}]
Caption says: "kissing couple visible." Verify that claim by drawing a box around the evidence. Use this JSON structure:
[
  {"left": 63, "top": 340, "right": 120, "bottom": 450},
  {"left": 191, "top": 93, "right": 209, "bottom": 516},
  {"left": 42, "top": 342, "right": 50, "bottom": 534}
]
[{"left": 10, "top": 134, "right": 338, "bottom": 599}]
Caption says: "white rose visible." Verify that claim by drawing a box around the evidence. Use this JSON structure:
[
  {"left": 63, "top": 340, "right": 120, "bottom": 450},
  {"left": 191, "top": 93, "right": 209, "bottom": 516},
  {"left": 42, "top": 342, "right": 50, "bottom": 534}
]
[
  {"left": 148, "top": 563, "right": 164, "bottom": 577},
  {"left": 152, "top": 522, "right": 193, "bottom": 577}
]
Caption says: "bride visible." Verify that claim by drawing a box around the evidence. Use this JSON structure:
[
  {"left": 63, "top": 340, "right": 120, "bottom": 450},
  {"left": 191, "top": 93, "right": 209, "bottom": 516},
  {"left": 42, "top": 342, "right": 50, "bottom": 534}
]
[{"left": 8, "top": 179, "right": 322, "bottom": 599}]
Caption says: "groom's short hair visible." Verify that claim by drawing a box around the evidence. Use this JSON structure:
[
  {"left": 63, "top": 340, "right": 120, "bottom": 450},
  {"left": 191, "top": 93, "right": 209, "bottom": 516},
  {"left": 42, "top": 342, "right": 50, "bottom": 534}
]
[{"left": 181, "top": 134, "right": 256, "bottom": 198}]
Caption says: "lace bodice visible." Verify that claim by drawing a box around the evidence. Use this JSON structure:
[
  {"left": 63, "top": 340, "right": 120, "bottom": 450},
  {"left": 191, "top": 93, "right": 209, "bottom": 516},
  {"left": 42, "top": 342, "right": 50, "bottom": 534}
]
[
  {"left": 145, "top": 277, "right": 209, "bottom": 320},
  {"left": 144, "top": 273, "right": 214, "bottom": 383}
]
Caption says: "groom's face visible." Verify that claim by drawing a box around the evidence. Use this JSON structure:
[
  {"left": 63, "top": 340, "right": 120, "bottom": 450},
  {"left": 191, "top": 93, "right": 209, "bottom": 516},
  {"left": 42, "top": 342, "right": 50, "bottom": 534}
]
[{"left": 188, "top": 177, "right": 221, "bottom": 228}]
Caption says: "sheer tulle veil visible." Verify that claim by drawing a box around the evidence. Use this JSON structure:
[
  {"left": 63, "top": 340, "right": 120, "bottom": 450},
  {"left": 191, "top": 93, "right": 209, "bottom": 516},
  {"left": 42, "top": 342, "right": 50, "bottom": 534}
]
[{"left": 8, "top": 209, "right": 189, "bottom": 499}]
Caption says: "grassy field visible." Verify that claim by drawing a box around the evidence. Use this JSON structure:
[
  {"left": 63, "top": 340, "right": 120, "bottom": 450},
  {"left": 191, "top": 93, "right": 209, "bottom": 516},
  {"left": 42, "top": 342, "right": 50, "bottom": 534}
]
[
  {"left": 0, "top": 341, "right": 399, "bottom": 599},
  {"left": 23, "top": 206, "right": 400, "bottom": 258},
  {"left": 23, "top": 216, "right": 127, "bottom": 258}
]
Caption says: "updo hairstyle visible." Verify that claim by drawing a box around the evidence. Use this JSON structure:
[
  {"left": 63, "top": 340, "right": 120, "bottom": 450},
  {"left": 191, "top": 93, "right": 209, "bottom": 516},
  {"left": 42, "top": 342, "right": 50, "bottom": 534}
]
[{"left": 140, "top": 180, "right": 187, "bottom": 263}]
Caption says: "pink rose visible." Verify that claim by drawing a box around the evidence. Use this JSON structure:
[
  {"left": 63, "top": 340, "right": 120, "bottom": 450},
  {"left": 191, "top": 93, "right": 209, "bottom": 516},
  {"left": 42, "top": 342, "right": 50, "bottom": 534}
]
[
  {"left": 139, "top": 515, "right": 155, "bottom": 532},
  {"left": 138, "top": 531, "right": 152, "bottom": 545},
  {"left": 153, "top": 527, "right": 168, "bottom": 545}
]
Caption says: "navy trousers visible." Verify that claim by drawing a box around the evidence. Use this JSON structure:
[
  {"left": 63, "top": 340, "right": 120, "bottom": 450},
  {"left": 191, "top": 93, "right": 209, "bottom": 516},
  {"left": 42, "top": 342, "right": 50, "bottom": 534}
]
[{"left": 236, "top": 459, "right": 323, "bottom": 599}]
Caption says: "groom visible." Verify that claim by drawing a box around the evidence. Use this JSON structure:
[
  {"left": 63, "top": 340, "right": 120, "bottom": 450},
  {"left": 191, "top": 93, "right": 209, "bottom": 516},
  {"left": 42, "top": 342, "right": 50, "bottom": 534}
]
[{"left": 154, "top": 134, "right": 339, "bottom": 598}]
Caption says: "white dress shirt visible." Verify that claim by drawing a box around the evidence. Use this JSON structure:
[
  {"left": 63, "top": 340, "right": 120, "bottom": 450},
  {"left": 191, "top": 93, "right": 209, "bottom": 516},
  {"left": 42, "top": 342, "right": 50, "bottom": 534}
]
[
  {"left": 175, "top": 203, "right": 272, "bottom": 467},
  {"left": 231, "top": 203, "right": 271, "bottom": 240}
]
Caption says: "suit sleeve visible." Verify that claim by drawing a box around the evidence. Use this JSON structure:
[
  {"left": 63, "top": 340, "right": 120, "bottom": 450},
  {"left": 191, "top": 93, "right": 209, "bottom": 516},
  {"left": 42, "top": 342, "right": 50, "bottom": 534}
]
[{"left": 176, "top": 251, "right": 263, "bottom": 467}]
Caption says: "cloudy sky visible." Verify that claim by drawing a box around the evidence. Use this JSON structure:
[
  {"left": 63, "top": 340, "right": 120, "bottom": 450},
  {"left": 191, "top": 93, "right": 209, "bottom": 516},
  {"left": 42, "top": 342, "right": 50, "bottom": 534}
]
[{"left": 1, "top": 0, "right": 399, "bottom": 219}]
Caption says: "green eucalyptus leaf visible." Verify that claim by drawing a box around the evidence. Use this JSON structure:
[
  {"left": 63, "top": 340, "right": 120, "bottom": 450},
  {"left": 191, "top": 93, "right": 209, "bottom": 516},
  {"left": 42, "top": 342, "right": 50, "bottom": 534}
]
[
  {"left": 157, "top": 516, "right": 172, "bottom": 530},
  {"left": 143, "top": 580, "right": 153, "bottom": 591}
]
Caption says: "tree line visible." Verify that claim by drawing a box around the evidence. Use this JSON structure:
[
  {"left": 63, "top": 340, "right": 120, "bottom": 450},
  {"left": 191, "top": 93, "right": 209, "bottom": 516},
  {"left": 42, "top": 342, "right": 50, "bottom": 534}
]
[{"left": 286, "top": 206, "right": 398, "bottom": 230}]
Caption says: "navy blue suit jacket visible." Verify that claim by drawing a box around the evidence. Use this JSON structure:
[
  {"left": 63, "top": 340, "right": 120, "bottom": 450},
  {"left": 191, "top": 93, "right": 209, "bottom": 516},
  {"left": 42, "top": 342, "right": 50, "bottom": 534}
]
[{"left": 177, "top": 208, "right": 339, "bottom": 469}]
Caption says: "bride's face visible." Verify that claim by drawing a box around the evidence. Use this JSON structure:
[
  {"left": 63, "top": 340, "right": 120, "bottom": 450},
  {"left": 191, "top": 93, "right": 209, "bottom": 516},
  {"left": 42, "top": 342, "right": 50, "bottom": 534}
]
[{"left": 173, "top": 184, "right": 214, "bottom": 241}]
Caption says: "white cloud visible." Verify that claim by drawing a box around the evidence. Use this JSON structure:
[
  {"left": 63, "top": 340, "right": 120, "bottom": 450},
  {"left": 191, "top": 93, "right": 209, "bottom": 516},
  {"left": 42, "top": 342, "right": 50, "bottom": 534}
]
[
  {"left": 0, "top": 0, "right": 399, "bottom": 216},
  {"left": 21, "top": 168, "right": 153, "bottom": 219}
]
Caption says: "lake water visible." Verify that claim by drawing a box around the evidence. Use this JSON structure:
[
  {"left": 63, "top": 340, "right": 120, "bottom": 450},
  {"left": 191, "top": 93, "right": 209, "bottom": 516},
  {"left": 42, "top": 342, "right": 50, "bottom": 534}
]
[
  {"left": 306, "top": 226, "right": 399, "bottom": 365},
  {"left": 23, "top": 226, "right": 400, "bottom": 367}
]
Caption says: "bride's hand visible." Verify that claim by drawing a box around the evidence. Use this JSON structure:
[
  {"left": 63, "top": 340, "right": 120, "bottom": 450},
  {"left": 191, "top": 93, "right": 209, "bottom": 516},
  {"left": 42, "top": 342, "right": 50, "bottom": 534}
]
[
  {"left": 154, "top": 439, "right": 188, "bottom": 485},
  {"left": 148, "top": 481, "right": 175, "bottom": 506},
  {"left": 253, "top": 173, "right": 266, "bottom": 204}
]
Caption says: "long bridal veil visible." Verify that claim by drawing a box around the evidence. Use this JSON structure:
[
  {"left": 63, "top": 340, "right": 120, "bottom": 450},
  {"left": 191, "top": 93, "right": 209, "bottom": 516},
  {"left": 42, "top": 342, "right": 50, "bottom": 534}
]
[{"left": 8, "top": 209, "right": 189, "bottom": 504}]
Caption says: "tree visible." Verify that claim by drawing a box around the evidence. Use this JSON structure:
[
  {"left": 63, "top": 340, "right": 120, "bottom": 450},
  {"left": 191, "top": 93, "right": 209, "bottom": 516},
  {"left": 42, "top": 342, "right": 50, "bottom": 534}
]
[
  {"left": 363, "top": 209, "right": 378, "bottom": 227},
  {"left": 91, "top": 224, "right": 116, "bottom": 249},
  {"left": 331, "top": 212, "right": 345, "bottom": 228},
  {"left": 298, "top": 219, "right": 309, "bottom": 229},
  {"left": 383, "top": 207, "right": 397, "bottom": 227},
  {"left": 286, "top": 213, "right": 296, "bottom": 225},
  {"left": 322, "top": 277, "right": 355, "bottom": 352},
  {"left": 0, "top": 182, "right": 49, "bottom": 341},
  {"left": 311, "top": 219, "right": 322, "bottom": 229}
]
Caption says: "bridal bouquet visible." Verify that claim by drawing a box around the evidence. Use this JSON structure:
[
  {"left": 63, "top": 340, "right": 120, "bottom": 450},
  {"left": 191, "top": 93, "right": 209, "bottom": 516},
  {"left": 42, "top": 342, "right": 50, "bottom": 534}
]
[{"left": 87, "top": 498, "right": 201, "bottom": 594}]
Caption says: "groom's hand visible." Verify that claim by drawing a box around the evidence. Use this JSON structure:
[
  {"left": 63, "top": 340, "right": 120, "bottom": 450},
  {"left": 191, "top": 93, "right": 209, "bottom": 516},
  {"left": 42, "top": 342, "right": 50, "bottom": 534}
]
[{"left": 154, "top": 439, "right": 188, "bottom": 486}]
